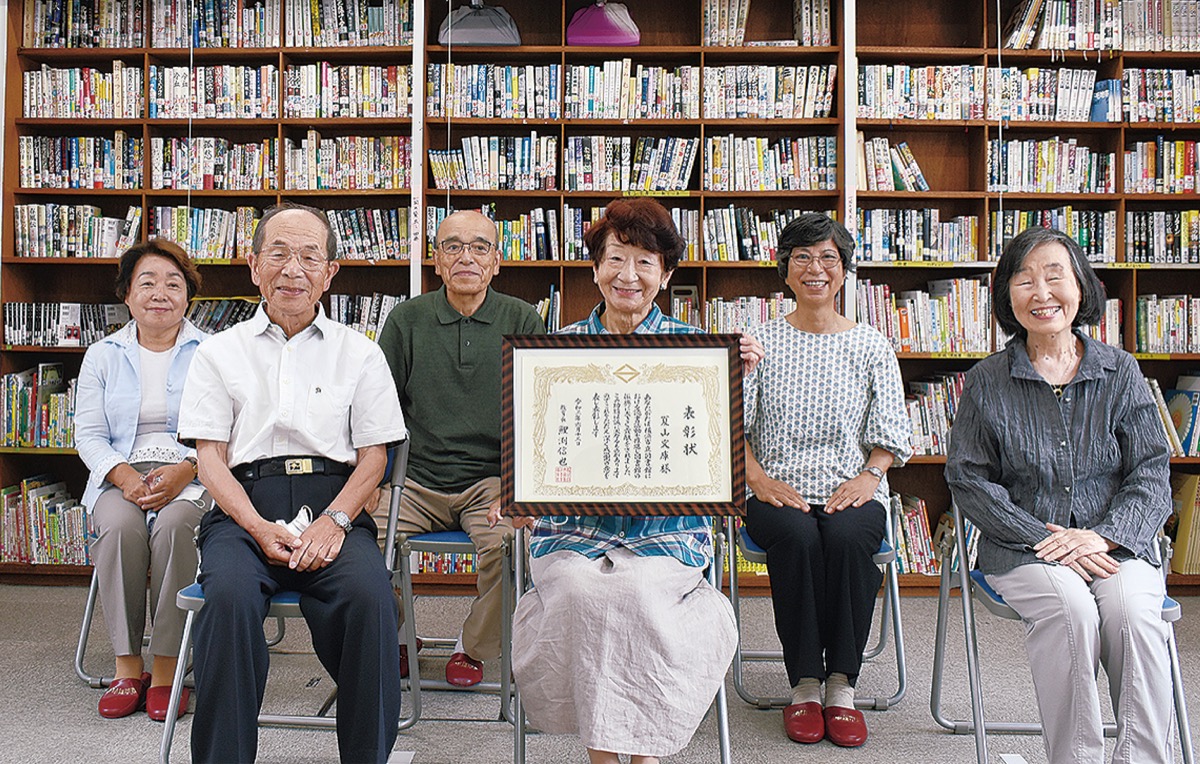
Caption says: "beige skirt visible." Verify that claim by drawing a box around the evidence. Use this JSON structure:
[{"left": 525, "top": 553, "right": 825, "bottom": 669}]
[{"left": 512, "top": 547, "right": 737, "bottom": 757}]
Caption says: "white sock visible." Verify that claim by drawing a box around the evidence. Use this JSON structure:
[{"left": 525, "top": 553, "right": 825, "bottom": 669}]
[
  {"left": 824, "top": 672, "right": 855, "bottom": 709},
  {"left": 790, "top": 677, "right": 821, "bottom": 706},
  {"left": 453, "top": 634, "right": 465, "bottom": 655}
]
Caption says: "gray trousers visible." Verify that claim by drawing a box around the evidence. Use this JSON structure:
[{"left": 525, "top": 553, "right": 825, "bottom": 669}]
[
  {"left": 89, "top": 470, "right": 207, "bottom": 657},
  {"left": 987, "top": 559, "right": 1174, "bottom": 764}
]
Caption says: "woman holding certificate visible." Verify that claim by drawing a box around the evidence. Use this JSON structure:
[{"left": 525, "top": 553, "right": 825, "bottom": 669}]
[
  {"left": 508, "top": 197, "right": 761, "bottom": 764},
  {"left": 742, "top": 213, "right": 912, "bottom": 748}
]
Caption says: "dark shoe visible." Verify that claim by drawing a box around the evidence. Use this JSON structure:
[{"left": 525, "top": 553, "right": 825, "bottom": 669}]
[
  {"left": 445, "top": 652, "right": 483, "bottom": 687},
  {"left": 146, "top": 685, "right": 189, "bottom": 722},
  {"left": 783, "top": 701, "right": 824, "bottom": 744},
  {"left": 399, "top": 637, "right": 424, "bottom": 679},
  {"left": 98, "top": 672, "right": 150, "bottom": 719},
  {"left": 824, "top": 705, "right": 868, "bottom": 747}
]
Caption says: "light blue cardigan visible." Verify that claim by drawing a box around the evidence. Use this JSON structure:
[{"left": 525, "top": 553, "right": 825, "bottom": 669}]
[{"left": 73, "top": 318, "right": 209, "bottom": 510}]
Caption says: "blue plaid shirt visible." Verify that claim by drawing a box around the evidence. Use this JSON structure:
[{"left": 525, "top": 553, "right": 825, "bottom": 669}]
[{"left": 529, "top": 302, "right": 713, "bottom": 568}]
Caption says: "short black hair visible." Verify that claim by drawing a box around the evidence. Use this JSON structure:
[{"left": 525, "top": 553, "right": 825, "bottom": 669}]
[
  {"left": 775, "top": 213, "right": 856, "bottom": 279},
  {"left": 115, "top": 238, "right": 202, "bottom": 300},
  {"left": 252, "top": 202, "right": 339, "bottom": 261},
  {"left": 993, "top": 226, "right": 1106, "bottom": 340}
]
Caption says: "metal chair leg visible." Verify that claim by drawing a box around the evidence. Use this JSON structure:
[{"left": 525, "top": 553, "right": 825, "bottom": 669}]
[{"left": 160, "top": 609, "right": 196, "bottom": 764}]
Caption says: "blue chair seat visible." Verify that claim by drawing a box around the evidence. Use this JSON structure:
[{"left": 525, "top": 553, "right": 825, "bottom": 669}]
[
  {"left": 177, "top": 583, "right": 303, "bottom": 617},
  {"left": 969, "top": 569, "right": 1182, "bottom": 624}
]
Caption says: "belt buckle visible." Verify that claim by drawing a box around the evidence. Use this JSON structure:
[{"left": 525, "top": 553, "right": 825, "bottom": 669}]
[{"left": 284, "top": 458, "right": 314, "bottom": 476}]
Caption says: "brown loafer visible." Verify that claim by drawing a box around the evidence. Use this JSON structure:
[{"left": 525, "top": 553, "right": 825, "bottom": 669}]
[
  {"left": 824, "top": 705, "right": 868, "bottom": 747},
  {"left": 783, "top": 701, "right": 824, "bottom": 743},
  {"left": 98, "top": 672, "right": 151, "bottom": 719},
  {"left": 146, "top": 685, "right": 189, "bottom": 722}
]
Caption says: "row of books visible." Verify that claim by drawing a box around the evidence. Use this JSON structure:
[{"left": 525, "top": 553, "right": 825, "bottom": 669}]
[
  {"left": 1170, "top": 471, "right": 1200, "bottom": 573},
  {"left": 282, "top": 133, "right": 411, "bottom": 191},
  {"left": 563, "top": 135, "right": 699, "bottom": 194},
  {"left": 3, "top": 303, "right": 130, "bottom": 347},
  {"left": 1008, "top": 0, "right": 1200, "bottom": 52},
  {"left": 13, "top": 204, "right": 140, "bottom": 260},
  {"left": 533, "top": 285, "right": 563, "bottom": 334},
  {"left": 427, "top": 63, "right": 560, "bottom": 120},
  {"left": 2, "top": 364, "right": 75, "bottom": 449},
  {"left": 986, "top": 67, "right": 1107, "bottom": 122},
  {"left": 185, "top": 297, "right": 259, "bottom": 333},
  {"left": 905, "top": 372, "right": 965, "bottom": 457},
  {"left": 704, "top": 134, "right": 837, "bottom": 192},
  {"left": 328, "top": 293, "right": 405, "bottom": 341},
  {"left": 429, "top": 133, "right": 559, "bottom": 192},
  {"left": 150, "top": 136, "right": 277, "bottom": 191},
  {"left": 686, "top": 293, "right": 798, "bottom": 334},
  {"left": 410, "top": 550, "right": 475, "bottom": 575},
  {"left": 856, "top": 135, "right": 931, "bottom": 192},
  {"left": 987, "top": 137, "right": 1116, "bottom": 193},
  {"left": 427, "top": 205, "right": 562, "bottom": 263},
  {"left": 1124, "top": 68, "right": 1200, "bottom": 123},
  {"left": 1126, "top": 209, "right": 1200, "bottom": 263},
  {"left": 283, "top": 0, "right": 413, "bottom": 48},
  {"left": 0, "top": 476, "right": 88, "bottom": 566},
  {"left": 1136, "top": 294, "right": 1200, "bottom": 354},
  {"left": 565, "top": 62, "right": 700, "bottom": 121},
  {"left": 22, "top": 62, "right": 144, "bottom": 119},
  {"left": 149, "top": 205, "right": 260, "bottom": 260},
  {"left": 702, "top": 64, "right": 837, "bottom": 120},
  {"left": 328, "top": 206, "right": 411, "bottom": 261},
  {"left": 701, "top": 206, "right": 821, "bottom": 262},
  {"left": 855, "top": 209, "right": 980, "bottom": 263},
  {"left": 1124, "top": 138, "right": 1199, "bottom": 194},
  {"left": 1084, "top": 298, "right": 1125, "bottom": 348},
  {"left": 283, "top": 63, "right": 411, "bottom": 119},
  {"left": 18, "top": 133, "right": 142, "bottom": 190},
  {"left": 857, "top": 65, "right": 986, "bottom": 121},
  {"left": 890, "top": 494, "right": 939, "bottom": 576},
  {"left": 1151, "top": 374, "right": 1200, "bottom": 457},
  {"left": 151, "top": 0, "right": 281, "bottom": 47},
  {"left": 148, "top": 64, "right": 279, "bottom": 119},
  {"left": 21, "top": 0, "right": 139, "bottom": 48},
  {"left": 701, "top": 0, "right": 751, "bottom": 46},
  {"left": 988, "top": 207, "right": 1117, "bottom": 261},
  {"left": 556, "top": 204, "right": 704, "bottom": 262},
  {"left": 857, "top": 276, "right": 994, "bottom": 355}
]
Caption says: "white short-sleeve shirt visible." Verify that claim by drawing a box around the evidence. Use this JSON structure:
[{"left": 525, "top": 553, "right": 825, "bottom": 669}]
[{"left": 179, "top": 304, "right": 406, "bottom": 467}]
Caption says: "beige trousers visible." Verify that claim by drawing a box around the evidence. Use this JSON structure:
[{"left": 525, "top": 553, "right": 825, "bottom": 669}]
[{"left": 374, "top": 476, "right": 511, "bottom": 661}]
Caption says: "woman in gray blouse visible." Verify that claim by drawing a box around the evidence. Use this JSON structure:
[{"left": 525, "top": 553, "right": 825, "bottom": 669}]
[{"left": 945, "top": 227, "right": 1174, "bottom": 764}]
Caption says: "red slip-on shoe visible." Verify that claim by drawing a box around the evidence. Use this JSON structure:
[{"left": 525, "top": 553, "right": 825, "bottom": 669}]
[
  {"left": 783, "top": 701, "right": 825, "bottom": 744},
  {"left": 98, "top": 672, "right": 151, "bottom": 719},
  {"left": 399, "top": 637, "right": 424, "bottom": 679},
  {"left": 445, "top": 652, "right": 483, "bottom": 687},
  {"left": 824, "top": 705, "right": 868, "bottom": 747},
  {"left": 146, "top": 685, "right": 190, "bottom": 722}
]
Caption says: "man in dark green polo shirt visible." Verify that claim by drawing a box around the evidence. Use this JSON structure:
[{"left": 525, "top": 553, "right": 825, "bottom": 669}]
[{"left": 375, "top": 210, "right": 545, "bottom": 687}]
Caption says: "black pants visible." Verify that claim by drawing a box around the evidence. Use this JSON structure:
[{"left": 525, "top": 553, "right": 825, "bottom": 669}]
[
  {"left": 744, "top": 496, "right": 886, "bottom": 688},
  {"left": 190, "top": 471, "right": 400, "bottom": 764}
]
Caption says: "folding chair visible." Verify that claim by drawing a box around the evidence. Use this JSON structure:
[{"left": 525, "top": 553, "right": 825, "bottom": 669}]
[
  {"left": 929, "top": 506, "right": 1195, "bottom": 764},
  {"left": 511, "top": 523, "right": 734, "bottom": 764},
  {"left": 393, "top": 528, "right": 516, "bottom": 723},
  {"left": 75, "top": 568, "right": 285, "bottom": 689},
  {"left": 160, "top": 440, "right": 412, "bottom": 764},
  {"left": 723, "top": 502, "right": 907, "bottom": 711}
]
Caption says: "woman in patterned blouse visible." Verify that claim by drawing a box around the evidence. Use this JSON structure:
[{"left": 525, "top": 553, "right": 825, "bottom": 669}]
[
  {"left": 946, "top": 227, "right": 1174, "bottom": 764},
  {"left": 742, "top": 213, "right": 912, "bottom": 749}
]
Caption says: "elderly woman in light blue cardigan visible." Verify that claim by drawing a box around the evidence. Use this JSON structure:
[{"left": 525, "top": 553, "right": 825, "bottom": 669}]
[{"left": 75, "top": 239, "right": 209, "bottom": 722}]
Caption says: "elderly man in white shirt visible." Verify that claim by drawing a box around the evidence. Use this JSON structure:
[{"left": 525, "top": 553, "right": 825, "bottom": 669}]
[{"left": 178, "top": 203, "right": 407, "bottom": 764}]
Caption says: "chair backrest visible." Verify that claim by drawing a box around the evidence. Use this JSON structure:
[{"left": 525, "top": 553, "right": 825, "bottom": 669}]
[{"left": 382, "top": 439, "right": 410, "bottom": 574}]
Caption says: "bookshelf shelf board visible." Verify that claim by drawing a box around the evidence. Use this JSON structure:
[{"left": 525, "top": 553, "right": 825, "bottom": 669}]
[
  {"left": 689, "top": 260, "right": 781, "bottom": 269},
  {"left": 2, "top": 257, "right": 120, "bottom": 265},
  {"left": 1132, "top": 353, "right": 1200, "bottom": 361},
  {"left": 15, "top": 118, "right": 146, "bottom": 129},
  {"left": 490, "top": 260, "right": 573, "bottom": 268},
  {"left": 147, "top": 190, "right": 282, "bottom": 198},
  {"left": 985, "top": 192, "right": 1122, "bottom": 202},
  {"left": 1124, "top": 193, "right": 1200, "bottom": 201},
  {"left": 996, "top": 119, "right": 1126, "bottom": 132},
  {"left": 279, "top": 45, "right": 414, "bottom": 60},
  {"left": 558, "top": 190, "right": 701, "bottom": 199},
  {"left": 855, "top": 45, "right": 986, "bottom": 61},
  {"left": 701, "top": 45, "right": 840, "bottom": 60},
  {"left": 424, "top": 117, "right": 563, "bottom": 127},
  {"left": 327, "top": 259, "right": 412, "bottom": 267},
  {"left": 435, "top": 189, "right": 565, "bottom": 198},
  {"left": 703, "top": 118, "right": 839, "bottom": 128},
  {"left": 0, "top": 562, "right": 91, "bottom": 586},
  {"left": 855, "top": 259, "right": 998, "bottom": 269},
  {"left": 905, "top": 455, "right": 949, "bottom": 465},
  {"left": 148, "top": 118, "right": 282, "bottom": 127},
  {"left": 855, "top": 190, "right": 983, "bottom": 200},
  {"left": 149, "top": 47, "right": 296, "bottom": 61},
  {"left": 1169, "top": 457, "right": 1200, "bottom": 465},
  {"left": 0, "top": 447, "right": 78, "bottom": 455},
  {"left": 15, "top": 188, "right": 143, "bottom": 197},
  {"left": 1120, "top": 50, "right": 1200, "bottom": 66},
  {"left": 562, "top": 45, "right": 702, "bottom": 56},
  {"left": 700, "top": 190, "right": 838, "bottom": 199},
  {"left": 566, "top": 118, "right": 706, "bottom": 127},
  {"left": 856, "top": 118, "right": 988, "bottom": 130},
  {"left": 1, "top": 345, "right": 88, "bottom": 354},
  {"left": 280, "top": 189, "right": 412, "bottom": 197},
  {"left": 427, "top": 45, "right": 564, "bottom": 56},
  {"left": 896, "top": 352, "right": 992, "bottom": 360},
  {"left": 984, "top": 48, "right": 1121, "bottom": 63},
  {"left": 281, "top": 118, "right": 415, "bottom": 128}
]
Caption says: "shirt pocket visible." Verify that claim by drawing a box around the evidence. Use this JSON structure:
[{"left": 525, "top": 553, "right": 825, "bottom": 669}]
[{"left": 304, "top": 383, "right": 355, "bottom": 445}]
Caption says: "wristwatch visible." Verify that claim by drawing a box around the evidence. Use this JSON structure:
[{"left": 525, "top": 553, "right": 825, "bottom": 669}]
[
  {"left": 183, "top": 455, "right": 198, "bottom": 477},
  {"left": 861, "top": 465, "right": 885, "bottom": 482},
  {"left": 322, "top": 509, "right": 352, "bottom": 533}
]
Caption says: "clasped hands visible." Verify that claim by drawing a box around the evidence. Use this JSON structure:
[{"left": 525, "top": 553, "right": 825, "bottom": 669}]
[
  {"left": 251, "top": 514, "right": 346, "bottom": 572},
  {"left": 1034, "top": 522, "right": 1120, "bottom": 582},
  {"left": 118, "top": 461, "right": 195, "bottom": 511}
]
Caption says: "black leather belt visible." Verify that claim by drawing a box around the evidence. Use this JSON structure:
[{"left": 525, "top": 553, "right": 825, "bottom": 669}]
[{"left": 235, "top": 456, "right": 353, "bottom": 482}]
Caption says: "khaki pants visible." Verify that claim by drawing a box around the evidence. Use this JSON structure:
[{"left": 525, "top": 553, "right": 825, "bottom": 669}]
[{"left": 374, "top": 476, "right": 511, "bottom": 661}]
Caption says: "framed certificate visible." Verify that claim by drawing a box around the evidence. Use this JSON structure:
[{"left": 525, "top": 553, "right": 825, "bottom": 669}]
[{"left": 501, "top": 333, "right": 745, "bottom": 517}]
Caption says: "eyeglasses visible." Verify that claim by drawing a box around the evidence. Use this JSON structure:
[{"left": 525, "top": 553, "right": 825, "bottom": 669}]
[
  {"left": 789, "top": 252, "right": 842, "bottom": 269},
  {"left": 259, "top": 249, "right": 330, "bottom": 272},
  {"left": 439, "top": 240, "right": 495, "bottom": 257}
]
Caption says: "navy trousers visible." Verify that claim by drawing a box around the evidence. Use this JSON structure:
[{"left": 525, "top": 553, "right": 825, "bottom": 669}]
[
  {"left": 190, "top": 471, "right": 400, "bottom": 764},
  {"left": 744, "top": 496, "right": 886, "bottom": 688}
]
